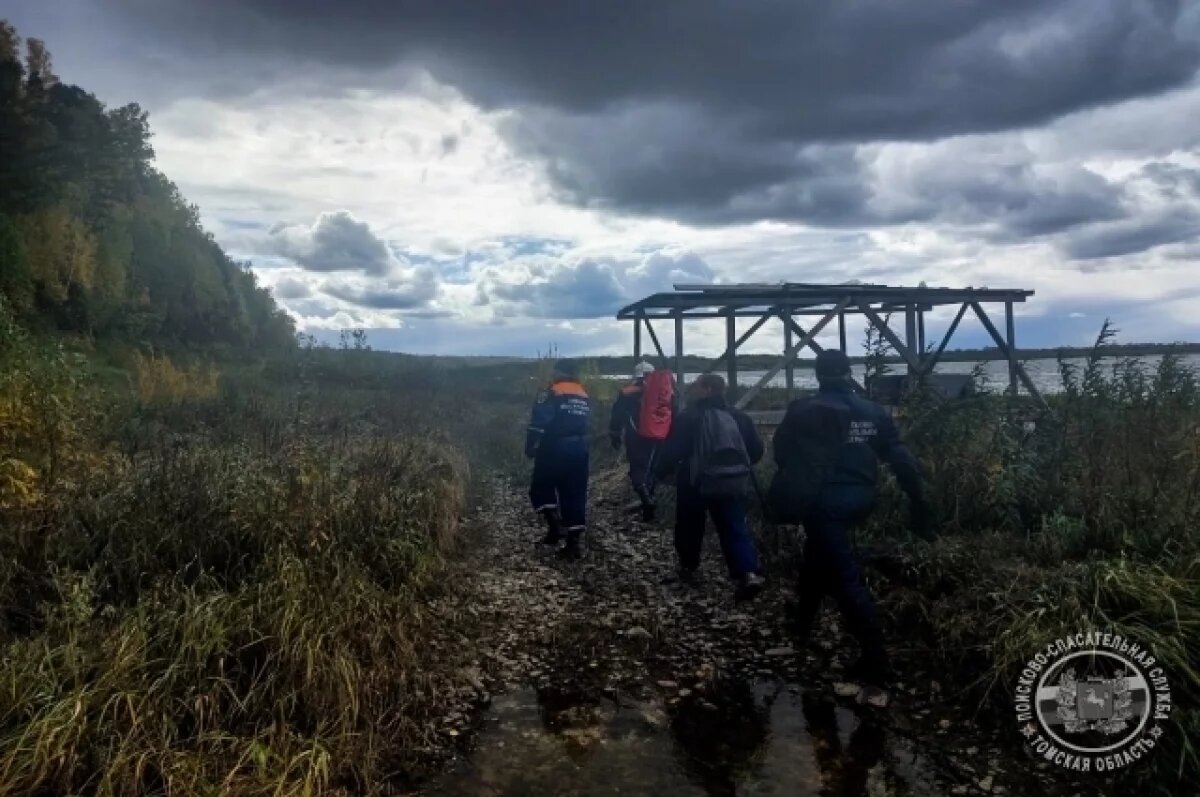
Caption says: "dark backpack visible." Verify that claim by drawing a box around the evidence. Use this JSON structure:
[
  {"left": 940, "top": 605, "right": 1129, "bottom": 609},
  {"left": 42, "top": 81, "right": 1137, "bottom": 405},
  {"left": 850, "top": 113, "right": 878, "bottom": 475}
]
[
  {"left": 690, "top": 408, "right": 752, "bottom": 497},
  {"left": 767, "top": 398, "right": 851, "bottom": 522}
]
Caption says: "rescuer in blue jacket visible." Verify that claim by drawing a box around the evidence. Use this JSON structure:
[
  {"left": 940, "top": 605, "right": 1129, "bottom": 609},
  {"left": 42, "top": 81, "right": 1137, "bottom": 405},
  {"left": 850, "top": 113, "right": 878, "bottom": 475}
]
[
  {"left": 526, "top": 359, "right": 592, "bottom": 558},
  {"left": 609, "top": 361, "right": 664, "bottom": 522},
  {"left": 771, "top": 349, "right": 929, "bottom": 703}
]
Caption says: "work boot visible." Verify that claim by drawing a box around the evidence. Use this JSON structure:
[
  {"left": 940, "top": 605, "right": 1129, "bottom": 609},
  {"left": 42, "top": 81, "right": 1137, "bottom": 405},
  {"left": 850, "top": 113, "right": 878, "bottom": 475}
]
[
  {"left": 538, "top": 509, "right": 562, "bottom": 546},
  {"left": 559, "top": 527, "right": 583, "bottom": 560},
  {"left": 635, "top": 486, "right": 657, "bottom": 523},
  {"left": 734, "top": 572, "right": 766, "bottom": 601}
]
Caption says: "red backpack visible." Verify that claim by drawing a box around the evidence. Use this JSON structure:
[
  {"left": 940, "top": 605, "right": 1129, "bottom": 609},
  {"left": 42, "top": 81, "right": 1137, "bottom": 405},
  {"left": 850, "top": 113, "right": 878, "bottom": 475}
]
[{"left": 637, "top": 369, "right": 675, "bottom": 441}]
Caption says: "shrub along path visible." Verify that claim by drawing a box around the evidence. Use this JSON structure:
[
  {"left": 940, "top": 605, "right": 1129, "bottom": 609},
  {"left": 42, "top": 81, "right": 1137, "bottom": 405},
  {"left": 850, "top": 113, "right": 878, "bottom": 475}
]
[{"left": 414, "top": 469, "right": 1069, "bottom": 796}]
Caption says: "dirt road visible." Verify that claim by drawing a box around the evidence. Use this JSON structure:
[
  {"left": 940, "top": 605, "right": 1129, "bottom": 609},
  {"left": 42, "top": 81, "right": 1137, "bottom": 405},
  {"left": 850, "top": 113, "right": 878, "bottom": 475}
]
[{"left": 412, "top": 470, "right": 1062, "bottom": 796}]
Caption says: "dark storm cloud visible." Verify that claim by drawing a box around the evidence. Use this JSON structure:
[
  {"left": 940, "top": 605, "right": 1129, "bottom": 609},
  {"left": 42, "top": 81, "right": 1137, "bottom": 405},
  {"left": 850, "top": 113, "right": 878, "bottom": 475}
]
[
  {"left": 479, "top": 250, "right": 716, "bottom": 319},
  {"left": 320, "top": 270, "right": 441, "bottom": 309},
  {"left": 1062, "top": 210, "right": 1200, "bottom": 260},
  {"left": 270, "top": 275, "right": 312, "bottom": 299},
  {"left": 1057, "top": 163, "right": 1200, "bottom": 260},
  {"left": 13, "top": 0, "right": 1200, "bottom": 262},
  {"left": 269, "top": 211, "right": 398, "bottom": 275},
  {"left": 97, "top": 1, "right": 1200, "bottom": 221},
  {"left": 114, "top": 0, "right": 1199, "bottom": 136}
]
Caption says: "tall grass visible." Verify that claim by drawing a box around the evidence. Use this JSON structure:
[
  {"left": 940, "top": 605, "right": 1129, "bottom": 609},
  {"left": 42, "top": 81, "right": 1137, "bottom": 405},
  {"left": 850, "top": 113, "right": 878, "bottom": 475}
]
[
  {"left": 856, "top": 324, "right": 1200, "bottom": 791},
  {"left": 0, "top": 301, "right": 488, "bottom": 793}
]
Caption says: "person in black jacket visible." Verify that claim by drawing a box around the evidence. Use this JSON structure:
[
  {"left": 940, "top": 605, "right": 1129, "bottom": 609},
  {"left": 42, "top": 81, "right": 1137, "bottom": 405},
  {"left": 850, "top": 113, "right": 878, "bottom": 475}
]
[
  {"left": 772, "top": 350, "right": 929, "bottom": 700},
  {"left": 610, "top": 361, "right": 670, "bottom": 521},
  {"left": 656, "top": 374, "right": 766, "bottom": 599}
]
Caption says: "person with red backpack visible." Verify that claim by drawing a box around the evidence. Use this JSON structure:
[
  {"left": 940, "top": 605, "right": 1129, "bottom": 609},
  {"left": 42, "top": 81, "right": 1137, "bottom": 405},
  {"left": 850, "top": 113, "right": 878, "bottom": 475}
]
[
  {"left": 655, "top": 374, "right": 766, "bottom": 600},
  {"left": 609, "top": 361, "right": 674, "bottom": 522}
]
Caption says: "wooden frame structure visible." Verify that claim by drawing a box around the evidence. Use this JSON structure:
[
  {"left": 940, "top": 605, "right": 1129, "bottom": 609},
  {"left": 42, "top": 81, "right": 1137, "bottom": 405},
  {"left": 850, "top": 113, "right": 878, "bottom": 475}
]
[{"left": 616, "top": 282, "right": 1044, "bottom": 408}]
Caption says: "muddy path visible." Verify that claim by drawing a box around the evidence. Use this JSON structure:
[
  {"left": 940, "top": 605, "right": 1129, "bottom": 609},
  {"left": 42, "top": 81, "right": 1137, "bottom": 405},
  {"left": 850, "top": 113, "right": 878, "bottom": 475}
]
[{"left": 411, "top": 470, "right": 1067, "bottom": 796}]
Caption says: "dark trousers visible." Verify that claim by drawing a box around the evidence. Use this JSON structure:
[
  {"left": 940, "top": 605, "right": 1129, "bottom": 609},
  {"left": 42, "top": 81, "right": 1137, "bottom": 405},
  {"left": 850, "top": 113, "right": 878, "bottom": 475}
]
[
  {"left": 625, "top": 433, "right": 659, "bottom": 496},
  {"left": 529, "top": 442, "right": 590, "bottom": 530},
  {"left": 796, "top": 493, "right": 887, "bottom": 682},
  {"left": 674, "top": 483, "right": 759, "bottom": 579}
]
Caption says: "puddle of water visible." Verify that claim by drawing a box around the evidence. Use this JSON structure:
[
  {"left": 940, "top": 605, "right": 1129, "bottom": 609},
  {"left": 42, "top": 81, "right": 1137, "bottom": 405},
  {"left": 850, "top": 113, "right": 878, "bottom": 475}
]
[{"left": 423, "top": 678, "right": 945, "bottom": 796}]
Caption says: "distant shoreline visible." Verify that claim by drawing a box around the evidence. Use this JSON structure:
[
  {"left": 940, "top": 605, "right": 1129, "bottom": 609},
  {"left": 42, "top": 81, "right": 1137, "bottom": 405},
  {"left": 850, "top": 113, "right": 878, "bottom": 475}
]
[{"left": 587, "top": 342, "right": 1200, "bottom": 372}]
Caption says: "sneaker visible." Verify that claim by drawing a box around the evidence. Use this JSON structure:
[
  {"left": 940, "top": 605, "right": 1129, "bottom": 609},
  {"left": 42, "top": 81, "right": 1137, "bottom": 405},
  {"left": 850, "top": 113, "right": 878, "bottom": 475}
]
[
  {"left": 734, "top": 572, "right": 766, "bottom": 601},
  {"left": 537, "top": 530, "right": 562, "bottom": 546},
  {"left": 640, "top": 504, "right": 657, "bottom": 523}
]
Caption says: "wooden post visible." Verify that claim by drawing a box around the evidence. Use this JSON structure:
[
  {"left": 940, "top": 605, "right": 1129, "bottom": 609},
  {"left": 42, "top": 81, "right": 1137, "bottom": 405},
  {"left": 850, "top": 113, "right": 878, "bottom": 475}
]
[
  {"left": 1005, "top": 301, "right": 1018, "bottom": 397},
  {"left": 674, "top": 311, "right": 684, "bottom": 388},
  {"left": 701, "top": 309, "right": 774, "bottom": 377},
  {"left": 725, "top": 311, "right": 738, "bottom": 394},
  {"left": 838, "top": 310, "right": 847, "bottom": 354},
  {"left": 905, "top": 304, "right": 918, "bottom": 378},
  {"left": 783, "top": 309, "right": 795, "bottom": 397},
  {"left": 633, "top": 317, "right": 642, "bottom": 361}
]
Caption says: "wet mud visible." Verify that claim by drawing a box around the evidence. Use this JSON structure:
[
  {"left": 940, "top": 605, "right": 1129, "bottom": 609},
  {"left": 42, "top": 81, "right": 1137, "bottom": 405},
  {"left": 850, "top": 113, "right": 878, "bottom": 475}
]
[{"left": 415, "top": 471, "right": 1068, "bottom": 796}]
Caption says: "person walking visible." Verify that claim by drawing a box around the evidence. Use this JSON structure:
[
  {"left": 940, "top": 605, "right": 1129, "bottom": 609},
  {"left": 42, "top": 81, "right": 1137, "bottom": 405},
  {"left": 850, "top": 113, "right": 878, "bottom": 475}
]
[
  {"left": 526, "top": 359, "right": 592, "bottom": 559},
  {"left": 656, "top": 374, "right": 766, "bottom": 600},
  {"left": 769, "top": 349, "right": 930, "bottom": 705},
  {"left": 609, "top": 361, "right": 672, "bottom": 522}
]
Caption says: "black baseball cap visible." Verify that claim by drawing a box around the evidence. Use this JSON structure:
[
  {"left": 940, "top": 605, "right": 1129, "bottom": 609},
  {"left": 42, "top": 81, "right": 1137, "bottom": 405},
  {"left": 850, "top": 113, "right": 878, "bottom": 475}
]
[{"left": 815, "top": 350, "right": 852, "bottom": 378}]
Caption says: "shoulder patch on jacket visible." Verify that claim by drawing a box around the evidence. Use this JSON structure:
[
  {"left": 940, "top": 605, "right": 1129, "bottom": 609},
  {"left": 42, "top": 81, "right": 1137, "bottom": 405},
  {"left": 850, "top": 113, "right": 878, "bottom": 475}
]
[{"left": 552, "top": 380, "right": 589, "bottom": 398}]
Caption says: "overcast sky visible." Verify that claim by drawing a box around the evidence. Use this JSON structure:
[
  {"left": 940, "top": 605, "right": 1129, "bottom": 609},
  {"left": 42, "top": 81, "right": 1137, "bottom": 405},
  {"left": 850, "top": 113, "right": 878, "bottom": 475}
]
[{"left": 8, "top": 0, "right": 1200, "bottom": 356}]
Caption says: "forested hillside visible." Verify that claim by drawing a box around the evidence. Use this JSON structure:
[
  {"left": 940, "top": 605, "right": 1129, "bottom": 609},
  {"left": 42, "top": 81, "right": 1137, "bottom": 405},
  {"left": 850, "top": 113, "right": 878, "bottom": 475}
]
[{"left": 0, "top": 21, "right": 292, "bottom": 349}]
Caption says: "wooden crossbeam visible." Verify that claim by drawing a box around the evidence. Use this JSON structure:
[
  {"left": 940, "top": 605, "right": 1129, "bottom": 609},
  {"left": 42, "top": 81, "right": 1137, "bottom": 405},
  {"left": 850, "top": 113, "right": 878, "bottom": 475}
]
[
  {"left": 700, "top": 309, "right": 775, "bottom": 376},
  {"left": 858, "top": 301, "right": 923, "bottom": 374},
  {"left": 970, "top": 302, "right": 1046, "bottom": 405},
  {"left": 735, "top": 298, "right": 850, "bottom": 409},
  {"left": 642, "top": 315, "right": 666, "bottom": 361},
  {"left": 781, "top": 315, "right": 867, "bottom": 394},
  {"left": 923, "top": 302, "right": 970, "bottom": 375}
]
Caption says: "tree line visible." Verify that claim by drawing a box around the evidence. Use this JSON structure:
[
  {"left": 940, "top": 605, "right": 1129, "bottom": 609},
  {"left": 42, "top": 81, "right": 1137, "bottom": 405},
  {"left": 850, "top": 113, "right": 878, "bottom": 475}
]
[{"left": 0, "top": 21, "right": 293, "bottom": 350}]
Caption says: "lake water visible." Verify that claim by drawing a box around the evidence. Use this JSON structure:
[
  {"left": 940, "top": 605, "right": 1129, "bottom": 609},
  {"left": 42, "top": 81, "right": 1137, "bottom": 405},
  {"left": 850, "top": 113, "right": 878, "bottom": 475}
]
[{"left": 609, "top": 355, "right": 1200, "bottom": 395}]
